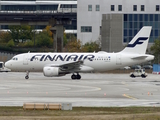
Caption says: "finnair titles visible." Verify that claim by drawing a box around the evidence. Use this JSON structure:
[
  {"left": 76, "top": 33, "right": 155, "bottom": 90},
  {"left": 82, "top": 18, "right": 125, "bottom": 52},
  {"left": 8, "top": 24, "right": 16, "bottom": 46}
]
[{"left": 30, "top": 54, "right": 111, "bottom": 62}]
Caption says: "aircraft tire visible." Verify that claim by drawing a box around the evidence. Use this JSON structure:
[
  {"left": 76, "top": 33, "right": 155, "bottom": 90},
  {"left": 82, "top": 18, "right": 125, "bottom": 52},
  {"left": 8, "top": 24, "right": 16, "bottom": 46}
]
[
  {"left": 25, "top": 75, "right": 29, "bottom": 79},
  {"left": 141, "top": 74, "right": 146, "bottom": 78},
  {"left": 130, "top": 74, "right": 135, "bottom": 78},
  {"left": 77, "top": 74, "right": 81, "bottom": 80},
  {"left": 71, "top": 74, "right": 77, "bottom": 80}
]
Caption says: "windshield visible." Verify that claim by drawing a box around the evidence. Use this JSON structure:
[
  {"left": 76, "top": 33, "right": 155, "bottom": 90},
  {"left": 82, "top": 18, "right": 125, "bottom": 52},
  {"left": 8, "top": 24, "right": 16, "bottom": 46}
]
[{"left": 12, "top": 58, "right": 18, "bottom": 61}]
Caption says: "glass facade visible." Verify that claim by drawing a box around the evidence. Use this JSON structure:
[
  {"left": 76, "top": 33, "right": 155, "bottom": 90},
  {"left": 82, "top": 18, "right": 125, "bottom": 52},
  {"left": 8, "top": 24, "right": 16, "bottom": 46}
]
[
  {"left": 123, "top": 14, "right": 160, "bottom": 43},
  {"left": 1, "top": 5, "right": 58, "bottom": 11},
  {"left": 1, "top": 19, "right": 77, "bottom": 30},
  {"left": 60, "top": 4, "right": 77, "bottom": 8},
  {"left": 0, "top": 1, "right": 77, "bottom": 31}
]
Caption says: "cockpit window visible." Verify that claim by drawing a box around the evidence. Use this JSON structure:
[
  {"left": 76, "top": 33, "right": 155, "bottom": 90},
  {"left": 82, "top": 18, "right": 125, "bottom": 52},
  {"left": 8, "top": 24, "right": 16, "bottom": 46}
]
[{"left": 12, "top": 58, "right": 18, "bottom": 60}]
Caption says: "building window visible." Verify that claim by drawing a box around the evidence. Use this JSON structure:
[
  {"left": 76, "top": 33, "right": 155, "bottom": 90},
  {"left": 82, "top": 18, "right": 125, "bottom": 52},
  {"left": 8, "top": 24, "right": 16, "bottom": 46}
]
[
  {"left": 88, "top": 5, "right": 92, "bottom": 11},
  {"left": 81, "top": 26, "right": 92, "bottom": 32},
  {"left": 133, "top": 5, "right": 137, "bottom": 11},
  {"left": 156, "top": 5, "right": 159, "bottom": 11},
  {"left": 123, "top": 14, "right": 160, "bottom": 43},
  {"left": 141, "top": 5, "right": 145, "bottom": 11},
  {"left": 96, "top": 5, "right": 100, "bottom": 11},
  {"left": 111, "top": 5, "right": 114, "bottom": 11},
  {"left": 118, "top": 5, "right": 122, "bottom": 11}
]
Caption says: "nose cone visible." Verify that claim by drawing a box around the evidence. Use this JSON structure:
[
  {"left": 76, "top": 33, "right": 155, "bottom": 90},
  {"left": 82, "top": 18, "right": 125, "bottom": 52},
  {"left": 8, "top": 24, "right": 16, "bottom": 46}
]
[{"left": 5, "top": 61, "right": 11, "bottom": 69}]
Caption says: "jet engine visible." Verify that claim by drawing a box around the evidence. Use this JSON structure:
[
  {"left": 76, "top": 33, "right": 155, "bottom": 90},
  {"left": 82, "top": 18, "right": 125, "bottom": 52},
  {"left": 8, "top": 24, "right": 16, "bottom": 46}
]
[{"left": 43, "top": 67, "right": 59, "bottom": 77}]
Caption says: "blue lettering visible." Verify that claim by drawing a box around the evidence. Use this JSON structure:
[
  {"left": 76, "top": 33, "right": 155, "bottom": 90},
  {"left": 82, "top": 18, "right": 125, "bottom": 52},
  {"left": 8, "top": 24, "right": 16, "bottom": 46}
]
[
  {"left": 44, "top": 55, "right": 56, "bottom": 61},
  {"left": 83, "top": 55, "right": 95, "bottom": 61},
  {"left": 40, "top": 55, "right": 46, "bottom": 61},
  {"left": 31, "top": 54, "right": 95, "bottom": 62},
  {"left": 78, "top": 55, "right": 84, "bottom": 61},
  {"left": 55, "top": 55, "right": 68, "bottom": 61},
  {"left": 66, "top": 55, "right": 78, "bottom": 61},
  {"left": 30, "top": 55, "right": 42, "bottom": 61}
]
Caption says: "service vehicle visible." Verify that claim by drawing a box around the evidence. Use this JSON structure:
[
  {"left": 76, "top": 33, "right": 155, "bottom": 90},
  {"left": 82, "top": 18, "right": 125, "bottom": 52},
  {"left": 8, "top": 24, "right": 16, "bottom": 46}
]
[
  {"left": 130, "top": 68, "right": 147, "bottom": 78},
  {"left": 0, "top": 61, "right": 11, "bottom": 72}
]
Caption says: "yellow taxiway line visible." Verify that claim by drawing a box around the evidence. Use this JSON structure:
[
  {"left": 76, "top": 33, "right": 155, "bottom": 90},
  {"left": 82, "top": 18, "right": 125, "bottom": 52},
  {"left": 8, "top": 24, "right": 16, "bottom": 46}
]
[{"left": 123, "top": 94, "right": 137, "bottom": 100}]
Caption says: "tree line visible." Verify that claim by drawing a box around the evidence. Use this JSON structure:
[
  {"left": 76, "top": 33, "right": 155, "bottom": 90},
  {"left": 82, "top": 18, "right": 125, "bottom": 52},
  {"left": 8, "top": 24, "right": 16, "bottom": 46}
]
[{"left": 0, "top": 25, "right": 101, "bottom": 52}]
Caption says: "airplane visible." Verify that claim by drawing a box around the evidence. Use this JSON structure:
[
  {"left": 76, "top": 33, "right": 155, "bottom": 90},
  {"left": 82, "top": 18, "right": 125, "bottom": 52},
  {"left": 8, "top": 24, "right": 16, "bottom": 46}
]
[{"left": 5, "top": 26, "right": 154, "bottom": 80}]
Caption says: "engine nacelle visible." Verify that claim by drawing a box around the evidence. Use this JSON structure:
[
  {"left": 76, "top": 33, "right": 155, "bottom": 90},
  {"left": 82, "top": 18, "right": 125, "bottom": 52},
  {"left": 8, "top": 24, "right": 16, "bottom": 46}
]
[{"left": 43, "top": 67, "right": 59, "bottom": 77}]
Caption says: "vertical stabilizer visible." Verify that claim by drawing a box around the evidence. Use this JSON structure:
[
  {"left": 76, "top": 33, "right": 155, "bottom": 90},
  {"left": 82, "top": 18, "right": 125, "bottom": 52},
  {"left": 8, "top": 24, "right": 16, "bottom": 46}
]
[{"left": 121, "top": 26, "right": 152, "bottom": 54}]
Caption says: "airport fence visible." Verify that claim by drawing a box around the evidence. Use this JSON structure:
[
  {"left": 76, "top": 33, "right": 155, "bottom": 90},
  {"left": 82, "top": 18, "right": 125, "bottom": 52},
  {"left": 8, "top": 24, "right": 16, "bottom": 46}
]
[{"left": 0, "top": 52, "right": 16, "bottom": 62}]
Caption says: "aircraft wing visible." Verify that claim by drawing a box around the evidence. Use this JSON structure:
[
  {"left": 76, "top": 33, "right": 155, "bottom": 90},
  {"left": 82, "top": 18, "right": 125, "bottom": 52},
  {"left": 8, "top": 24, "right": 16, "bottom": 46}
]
[{"left": 45, "top": 60, "right": 84, "bottom": 71}]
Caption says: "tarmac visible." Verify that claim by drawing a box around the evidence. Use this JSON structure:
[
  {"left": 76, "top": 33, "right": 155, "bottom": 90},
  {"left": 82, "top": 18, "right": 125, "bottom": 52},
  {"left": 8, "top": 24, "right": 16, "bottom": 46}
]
[{"left": 0, "top": 72, "right": 160, "bottom": 107}]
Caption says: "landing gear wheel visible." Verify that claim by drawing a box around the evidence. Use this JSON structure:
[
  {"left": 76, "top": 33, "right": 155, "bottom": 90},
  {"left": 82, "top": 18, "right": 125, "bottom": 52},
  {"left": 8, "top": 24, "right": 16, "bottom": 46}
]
[
  {"left": 71, "top": 73, "right": 81, "bottom": 80},
  {"left": 25, "top": 75, "right": 29, "bottom": 79},
  {"left": 77, "top": 74, "right": 81, "bottom": 80},
  {"left": 130, "top": 74, "right": 135, "bottom": 78},
  {"left": 71, "top": 74, "right": 77, "bottom": 80},
  {"left": 141, "top": 74, "right": 146, "bottom": 78},
  {"left": 25, "top": 71, "right": 29, "bottom": 80}
]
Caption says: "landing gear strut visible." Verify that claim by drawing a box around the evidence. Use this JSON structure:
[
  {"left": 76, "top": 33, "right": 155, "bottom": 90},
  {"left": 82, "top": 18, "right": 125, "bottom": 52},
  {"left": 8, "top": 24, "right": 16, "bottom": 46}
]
[
  {"left": 25, "top": 71, "right": 29, "bottom": 79},
  {"left": 71, "top": 73, "right": 81, "bottom": 80}
]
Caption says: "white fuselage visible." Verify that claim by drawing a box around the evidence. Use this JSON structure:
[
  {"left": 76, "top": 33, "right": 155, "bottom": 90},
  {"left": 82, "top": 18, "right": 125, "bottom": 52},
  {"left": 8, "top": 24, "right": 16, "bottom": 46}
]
[{"left": 5, "top": 52, "right": 154, "bottom": 73}]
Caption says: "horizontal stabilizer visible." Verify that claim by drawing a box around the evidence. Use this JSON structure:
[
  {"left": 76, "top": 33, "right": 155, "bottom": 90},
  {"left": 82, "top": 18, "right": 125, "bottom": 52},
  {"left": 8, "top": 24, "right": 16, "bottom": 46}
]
[{"left": 131, "top": 56, "right": 148, "bottom": 60}]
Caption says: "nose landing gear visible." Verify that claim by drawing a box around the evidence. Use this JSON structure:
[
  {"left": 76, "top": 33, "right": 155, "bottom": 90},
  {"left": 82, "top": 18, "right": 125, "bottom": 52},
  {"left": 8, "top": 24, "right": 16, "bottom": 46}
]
[{"left": 25, "top": 71, "right": 29, "bottom": 79}]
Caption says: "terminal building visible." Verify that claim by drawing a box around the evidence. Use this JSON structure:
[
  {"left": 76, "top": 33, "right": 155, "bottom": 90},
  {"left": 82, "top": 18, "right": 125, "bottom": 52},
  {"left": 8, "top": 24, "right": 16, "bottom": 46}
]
[
  {"left": 0, "top": 0, "right": 77, "bottom": 34},
  {"left": 77, "top": 0, "right": 160, "bottom": 52}
]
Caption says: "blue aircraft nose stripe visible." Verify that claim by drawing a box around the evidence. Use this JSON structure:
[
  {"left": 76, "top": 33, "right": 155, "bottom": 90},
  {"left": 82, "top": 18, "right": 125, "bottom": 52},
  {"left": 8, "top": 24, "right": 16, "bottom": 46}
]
[{"left": 127, "top": 37, "right": 148, "bottom": 48}]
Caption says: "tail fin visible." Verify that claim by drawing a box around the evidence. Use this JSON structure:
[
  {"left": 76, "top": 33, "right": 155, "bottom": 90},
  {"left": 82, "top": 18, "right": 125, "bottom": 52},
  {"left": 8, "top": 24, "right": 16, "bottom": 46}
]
[{"left": 121, "top": 26, "right": 152, "bottom": 54}]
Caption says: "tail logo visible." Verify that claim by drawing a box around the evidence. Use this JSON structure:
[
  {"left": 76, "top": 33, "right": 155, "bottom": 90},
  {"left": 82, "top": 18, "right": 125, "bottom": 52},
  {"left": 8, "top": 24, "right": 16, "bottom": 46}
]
[{"left": 127, "top": 37, "right": 148, "bottom": 47}]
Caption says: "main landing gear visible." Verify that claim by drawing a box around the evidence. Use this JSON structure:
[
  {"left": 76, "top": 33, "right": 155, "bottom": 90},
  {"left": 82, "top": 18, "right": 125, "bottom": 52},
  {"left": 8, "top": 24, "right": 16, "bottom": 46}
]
[
  {"left": 71, "top": 73, "right": 81, "bottom": 80},
  {"left": 25, "top": 71, "right": 29, "bottom": 79}
]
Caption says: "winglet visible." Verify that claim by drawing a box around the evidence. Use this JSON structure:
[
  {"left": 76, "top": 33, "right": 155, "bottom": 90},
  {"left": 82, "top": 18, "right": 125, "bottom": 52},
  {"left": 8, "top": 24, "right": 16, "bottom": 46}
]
[{"left": 121, "top": 26, "right": 152, "bottom": 54}]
